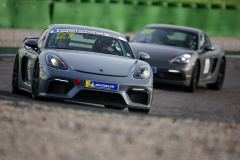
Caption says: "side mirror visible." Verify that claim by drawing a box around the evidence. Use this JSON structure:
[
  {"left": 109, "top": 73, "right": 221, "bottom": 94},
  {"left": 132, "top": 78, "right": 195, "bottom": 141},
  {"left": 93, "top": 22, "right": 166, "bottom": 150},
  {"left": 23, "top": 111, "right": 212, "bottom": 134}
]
[
  {"left": 204, "top": 44, "right": 214, "bottom": 52},
  {"left": 125, "top": 36, "right": 130, "bottom": 42},
  {"left": 25, "top": 39, "right": 38, "bottom": 49},
  {"left": 139, "top": 52, "right": 150, "bottom": 61}
]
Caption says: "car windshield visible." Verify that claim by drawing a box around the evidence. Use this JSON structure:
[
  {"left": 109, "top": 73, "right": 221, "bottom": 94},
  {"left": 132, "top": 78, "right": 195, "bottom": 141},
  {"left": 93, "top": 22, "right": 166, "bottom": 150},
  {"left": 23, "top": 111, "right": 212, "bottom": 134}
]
[
  {"left": 45, "top": 30, "right": 134, "bottom": 58},
  {"left": 132, "top": 28, "right": 198, "bottom": 50}
]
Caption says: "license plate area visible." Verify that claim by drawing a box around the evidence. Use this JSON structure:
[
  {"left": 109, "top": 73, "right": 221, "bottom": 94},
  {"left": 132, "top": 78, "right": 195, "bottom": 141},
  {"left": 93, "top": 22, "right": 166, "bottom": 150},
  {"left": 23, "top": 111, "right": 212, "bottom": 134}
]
[{"left": 85, "top": 80, "right": 119, "bottom": 91}]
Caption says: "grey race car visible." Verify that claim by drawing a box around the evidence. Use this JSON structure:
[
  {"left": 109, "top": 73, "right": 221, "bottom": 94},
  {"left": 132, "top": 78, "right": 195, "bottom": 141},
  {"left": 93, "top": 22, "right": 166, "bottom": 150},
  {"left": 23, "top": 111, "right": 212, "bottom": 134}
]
[
  {"left": 12, "top": 24, "right": 153, "bottom": 113},
  {"left": 129, "top": 24, "right": 226, "bottom": 92}
]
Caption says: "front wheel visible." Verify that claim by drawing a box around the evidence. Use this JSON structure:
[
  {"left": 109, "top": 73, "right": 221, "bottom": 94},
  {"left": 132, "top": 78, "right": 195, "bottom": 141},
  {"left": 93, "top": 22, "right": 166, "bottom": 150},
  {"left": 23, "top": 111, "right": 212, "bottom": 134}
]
[
  {"left": 207, "top": 59, "right": 225, "bottom": 90},
  {"left": 183, "top": 61, "right": 199, "bottom": 92},
  {"left": 31, "top": 61, "right": 40, "bottom": 100},
  {"left": 128, "top": 108, "right": 150, "bottom": 114},
  {"left": 12, "top": 54, "right": 20, "bottom": 94}
]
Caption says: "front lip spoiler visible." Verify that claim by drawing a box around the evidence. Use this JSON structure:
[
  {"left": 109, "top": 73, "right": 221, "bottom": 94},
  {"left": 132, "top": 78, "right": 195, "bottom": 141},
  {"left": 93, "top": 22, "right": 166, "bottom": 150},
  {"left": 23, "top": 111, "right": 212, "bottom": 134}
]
[{"left": 74, "top": 69, "right": 128, "bottom": 77}]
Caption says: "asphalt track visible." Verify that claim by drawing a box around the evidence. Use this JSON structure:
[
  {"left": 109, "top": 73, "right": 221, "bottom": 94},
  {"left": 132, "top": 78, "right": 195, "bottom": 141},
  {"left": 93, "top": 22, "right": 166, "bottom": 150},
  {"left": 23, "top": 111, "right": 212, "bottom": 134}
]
[{"left": 0, "top": 55, "right": 240, "bottom": 123}]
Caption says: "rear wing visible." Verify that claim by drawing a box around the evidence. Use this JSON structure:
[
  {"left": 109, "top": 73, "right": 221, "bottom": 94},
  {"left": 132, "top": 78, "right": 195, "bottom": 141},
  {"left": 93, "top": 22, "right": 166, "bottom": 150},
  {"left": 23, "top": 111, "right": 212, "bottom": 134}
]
[{"left": 23, "top": 36, "right": 39, "bottom": 42}]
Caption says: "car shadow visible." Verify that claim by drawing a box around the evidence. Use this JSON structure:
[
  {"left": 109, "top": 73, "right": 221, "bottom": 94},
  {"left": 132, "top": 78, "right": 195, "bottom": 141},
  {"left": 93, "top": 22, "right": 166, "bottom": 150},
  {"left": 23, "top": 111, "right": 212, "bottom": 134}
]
[
  {"left": 0, "top": 89, "right": 131, "bottom": 115},
  {"left": 153, "top": 82, "right": 208, "bottom": 92},
  {"left": 153, "top": 82, "right": 183, "bottom": 92}
]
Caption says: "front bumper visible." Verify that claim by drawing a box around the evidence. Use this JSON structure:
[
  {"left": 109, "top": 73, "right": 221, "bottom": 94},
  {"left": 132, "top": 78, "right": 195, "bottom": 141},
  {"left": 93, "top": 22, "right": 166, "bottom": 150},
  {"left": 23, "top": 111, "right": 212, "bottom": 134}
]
[
  {"left": 38, "top": 64, "right": 153, "bottom": 110},
  {"left": 152, "top": 67, "right": 193, "bottom": 86}
]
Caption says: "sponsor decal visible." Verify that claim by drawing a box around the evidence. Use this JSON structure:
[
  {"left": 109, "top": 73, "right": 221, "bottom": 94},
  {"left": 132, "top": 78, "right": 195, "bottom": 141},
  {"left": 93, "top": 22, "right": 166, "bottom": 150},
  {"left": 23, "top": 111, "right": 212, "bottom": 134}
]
[
  {"left": 50, "top": 30, "right": 59, "bottom": 33},
  {"left": 141, "top": 29, "right": 156, "bottom": 34},
  {"left": 50, "top": 29, "right": 126, "bottom": 42},
  {"left": 151, "top": 67, "right": 157, "bottom": 74},
  {"left": 57, "top": 32, "right": 75, "bottom": 39},
  {"left": 85, "top": 80, "right": 119, "bottom": 91}
]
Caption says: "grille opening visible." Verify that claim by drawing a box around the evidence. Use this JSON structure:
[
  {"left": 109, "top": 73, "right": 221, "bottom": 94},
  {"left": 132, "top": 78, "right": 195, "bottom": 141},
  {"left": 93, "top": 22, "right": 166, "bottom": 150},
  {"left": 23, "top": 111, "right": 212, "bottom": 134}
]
[
  {"left": 48, "top": 81, "right": 73, "bottom": 94},
  {"left": 81, "top": 0, "right": 90, "bottom": 2},
  {"left": 96, "top": 0, "right": 104, "bottom": 3},
  {"left": 154, "top": 70, "right": 186, "bottom": 81},
  {"left": 138, "top": 1, "right": 146, "bottom": 6},
  {"left": 66, "top": 0, "right": 76, "bottom": 2},
  {"left": 110, "top": 0, "right": 119, "bottom": 4},
  {"left": 182, "top": 3, "right": 191, "bottom": 8},
  {"left": 127, "top": 90, "right": 148, "bottom": 105},
  {"left": 124, "top": 0, "right": 132, "bottom": 5},
  {"left": 211, "top": 58, "right": 218, "bottom": 73},
  {"left": 168, "top": 2, "right": 178, "bottom": 8},
  {"left": 212, "top": 4, "right": 221, "bottom": 9},
  {"left": 152, "top": 1, "right": 163, "bottom": 6},
  {"left": 196, "top": 3, "right": 207, "bottom": 9},
  {"left": 226, "top": 5, "right": 236, "bottom": 10},
  {"left": 74, "top": 90, "right": 126, "bottom": 105}
]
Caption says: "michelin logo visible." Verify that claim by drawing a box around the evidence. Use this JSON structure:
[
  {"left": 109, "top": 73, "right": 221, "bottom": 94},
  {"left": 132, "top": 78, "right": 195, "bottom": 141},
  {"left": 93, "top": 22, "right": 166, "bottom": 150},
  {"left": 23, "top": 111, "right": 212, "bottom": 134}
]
[
  {"left": 86, "top": 80, "right": 118, "bottom": 91},
  {"left": 89, "top": 81, "right": 114, "bottom": 88},
  {"left": 89, "top": 82, "right": 95, "bottom": 87}
]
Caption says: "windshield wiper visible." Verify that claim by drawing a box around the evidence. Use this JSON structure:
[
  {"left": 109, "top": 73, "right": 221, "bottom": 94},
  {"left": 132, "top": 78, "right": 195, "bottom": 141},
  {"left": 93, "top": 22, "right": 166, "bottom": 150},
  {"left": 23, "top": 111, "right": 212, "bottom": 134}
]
[
  {"left": 136, "top": 41, "right": 148, "bottom": 43},
  {"left": 57, "top": 48, "right": 76, "bottom": 50}
]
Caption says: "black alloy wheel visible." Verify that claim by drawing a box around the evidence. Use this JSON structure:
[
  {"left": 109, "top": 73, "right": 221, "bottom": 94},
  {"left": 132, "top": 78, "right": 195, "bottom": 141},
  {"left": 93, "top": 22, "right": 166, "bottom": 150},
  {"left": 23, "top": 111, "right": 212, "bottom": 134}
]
[
  {"left": 128, "top": 108, "right": 150, "bottom": 114},
  {"left": 183, "top": 61, "right": 199, "bottom": 92},
  {"left": 31, "top": 61, "right": 40, "bottom": 100},
  {"left": 105, "top": 105, "right": 125, "bottom": 110},
  {"left": 12, "top": 55, "right": 20, "bottom": 94},
  {"left": 207, "top": 59, "right": 225, "bottom": 90}
]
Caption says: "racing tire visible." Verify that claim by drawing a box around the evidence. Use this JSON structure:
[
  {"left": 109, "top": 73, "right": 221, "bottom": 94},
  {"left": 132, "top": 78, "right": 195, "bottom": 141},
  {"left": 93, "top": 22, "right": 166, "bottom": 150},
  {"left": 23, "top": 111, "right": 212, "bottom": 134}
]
[
  {"left": 183, "top": 61, "right": 199, "bottom": 92},
  {"left": 31, "top": 60, "right": 41, "bottom": 100},
  {"left": 12, "top": 54, "right": 20, "bottom": 94},
  {"left": 128, "top": 108, "right": 150, "bottom": 114},
  {"left": 105, "top": 105, "right": 125, "bottom": 110},
  {"left": 207, "top": 59, "right": 225, "bottom": 90}
]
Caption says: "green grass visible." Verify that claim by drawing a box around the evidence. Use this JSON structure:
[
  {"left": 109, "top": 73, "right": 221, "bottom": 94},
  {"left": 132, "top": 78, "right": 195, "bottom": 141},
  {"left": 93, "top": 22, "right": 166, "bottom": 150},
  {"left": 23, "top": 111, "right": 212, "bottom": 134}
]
[{"left": 0, "top": 47, "right": 19, "bottom": 54}]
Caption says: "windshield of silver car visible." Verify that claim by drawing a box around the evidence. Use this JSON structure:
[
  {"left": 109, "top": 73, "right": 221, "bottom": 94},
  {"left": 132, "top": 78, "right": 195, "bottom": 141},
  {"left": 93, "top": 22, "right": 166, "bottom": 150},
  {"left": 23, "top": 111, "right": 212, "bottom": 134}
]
[
  {"left": 132, "top": 28, "right": 198, "bottom": 50},
  {"left": 45, "top": 30, "right": 134, "bottom": 58}
]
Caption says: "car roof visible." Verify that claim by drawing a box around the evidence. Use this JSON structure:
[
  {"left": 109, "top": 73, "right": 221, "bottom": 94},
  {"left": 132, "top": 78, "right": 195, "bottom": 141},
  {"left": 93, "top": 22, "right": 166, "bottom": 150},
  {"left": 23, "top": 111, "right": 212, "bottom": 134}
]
[
  {"left": 145, "top": 24, "right": 202, "bottom": 35},
  {"left": 49, "top": 24, "right": 125, "bottom": 38}
]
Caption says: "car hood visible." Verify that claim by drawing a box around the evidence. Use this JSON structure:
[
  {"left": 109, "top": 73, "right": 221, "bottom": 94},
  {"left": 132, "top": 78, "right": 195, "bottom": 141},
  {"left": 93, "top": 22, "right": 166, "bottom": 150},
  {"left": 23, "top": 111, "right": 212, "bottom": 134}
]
[
  {"left": 130, "top": 42, "right": 194, "bottom": 66},
  {"left": 57, "top": 50, "right": 136, "bottom": 77}
]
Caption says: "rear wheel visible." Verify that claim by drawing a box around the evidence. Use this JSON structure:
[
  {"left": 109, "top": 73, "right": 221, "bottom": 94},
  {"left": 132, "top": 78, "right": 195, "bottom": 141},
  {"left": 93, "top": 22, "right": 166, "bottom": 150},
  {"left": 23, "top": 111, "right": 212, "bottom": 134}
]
[
  {"left": 105, "top": 105, "right": 125, "bottom": 110},
  {"left": 207, "top": 59, "right": 225, "bottom": 90},
  {"left": 128, "top": 108, "right": 150, "bottom": 114},
  {"left": 183, "top": 61, "right": 199, "bottom": 92},
  {"left": 12, "top": 55, "right": 20, "bottom": 94},
  {"left": 31, "top": 61, "right": 40, "bottom": 100}
]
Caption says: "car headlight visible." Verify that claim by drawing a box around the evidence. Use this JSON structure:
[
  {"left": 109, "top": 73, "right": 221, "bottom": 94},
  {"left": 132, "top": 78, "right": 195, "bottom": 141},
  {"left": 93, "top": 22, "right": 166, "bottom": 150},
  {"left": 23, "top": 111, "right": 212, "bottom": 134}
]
[
  {"left": 133, "top": 65, "right": 151, "bottom": 79},
  {"left": 46, "top": 54, "right": 67, "bottom": 70},
  {"left": 170, "top": 54, "right": 192, "bottom": 64}
]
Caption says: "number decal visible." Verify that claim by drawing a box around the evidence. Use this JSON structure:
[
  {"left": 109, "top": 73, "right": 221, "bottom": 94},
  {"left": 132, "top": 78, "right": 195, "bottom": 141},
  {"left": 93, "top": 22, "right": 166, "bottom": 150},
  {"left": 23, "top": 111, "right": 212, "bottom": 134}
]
[{"left": 203, "top": 58, "right": 210, "bottom": 74}]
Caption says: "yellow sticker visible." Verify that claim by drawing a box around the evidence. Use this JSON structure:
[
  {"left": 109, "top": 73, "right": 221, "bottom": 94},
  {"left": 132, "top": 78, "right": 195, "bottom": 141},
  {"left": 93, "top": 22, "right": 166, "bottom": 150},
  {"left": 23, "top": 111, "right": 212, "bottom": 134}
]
[
  {"left": 126, "top": 53, "right": 131, "bottom": 57},
  {"left": 141, "top": 29, "right": 156, "bottom": 34},
  {"left": 85, "top": 80, "right": 91, "bottom": 87},
  {"left": 57, "top": 32, "right": 75, "bottom": 39}
]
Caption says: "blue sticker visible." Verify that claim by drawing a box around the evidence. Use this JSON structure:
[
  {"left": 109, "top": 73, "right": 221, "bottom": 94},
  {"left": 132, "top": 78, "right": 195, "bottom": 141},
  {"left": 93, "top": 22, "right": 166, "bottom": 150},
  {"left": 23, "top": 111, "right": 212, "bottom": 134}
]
[
  {"left": 151, "top": 67, "right": 157, "bottom": 74},
  {"left": 50, "top": 45, "right": 55, "bottom": 48},
  {"left": 85, "top": 80, "right": 119, "bottom": 91}
]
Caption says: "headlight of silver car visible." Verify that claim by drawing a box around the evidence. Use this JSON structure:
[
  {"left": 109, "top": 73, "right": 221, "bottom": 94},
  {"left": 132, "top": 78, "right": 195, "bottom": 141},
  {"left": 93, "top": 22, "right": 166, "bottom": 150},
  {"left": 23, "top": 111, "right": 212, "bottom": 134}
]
[
  {"left": 170, "top": 54, "right": 192, "bottom": 64},
  {"left": 133, "top": 65, "right": 151, "bottom": 79},
  {"left": 46, "top": 54, "right": 67, "bottom": 70}
]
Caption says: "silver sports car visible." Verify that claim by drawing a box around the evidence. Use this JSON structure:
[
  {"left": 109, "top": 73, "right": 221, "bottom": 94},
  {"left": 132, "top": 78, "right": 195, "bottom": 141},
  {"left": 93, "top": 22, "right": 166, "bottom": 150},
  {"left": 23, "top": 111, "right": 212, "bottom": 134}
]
[
  {"left": 129, "top": 24, "right": 226, "bottom": 92},
  {"left": 12, "top": 24, "right": 153, "bottom": 113}
]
